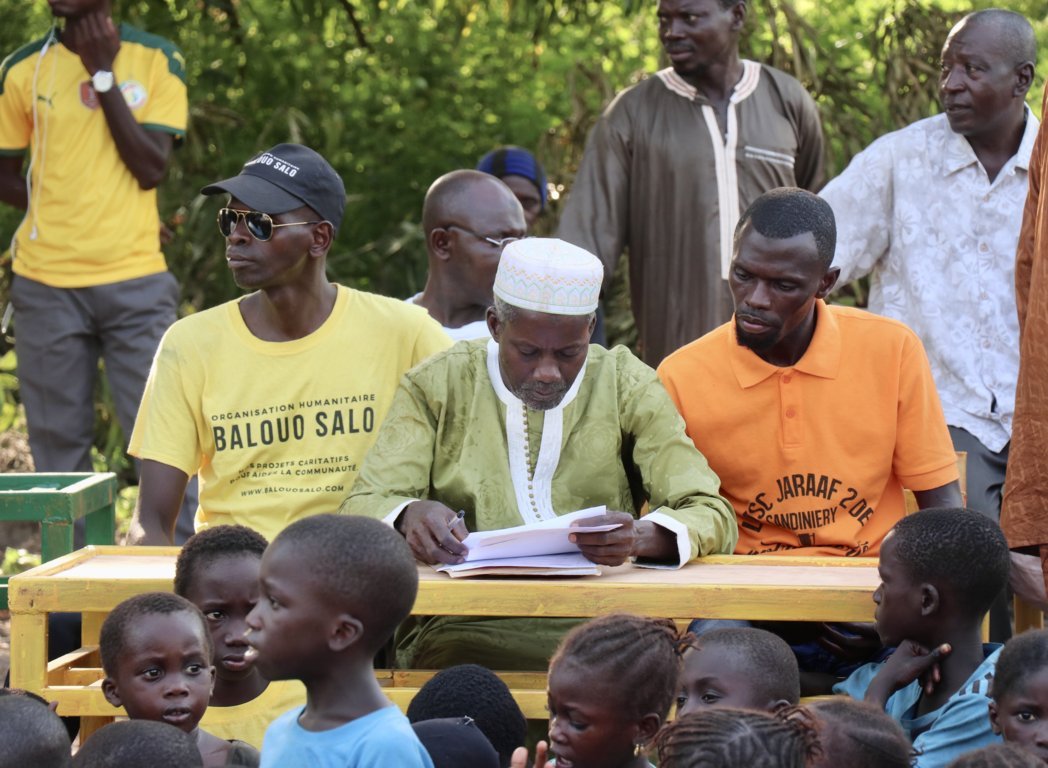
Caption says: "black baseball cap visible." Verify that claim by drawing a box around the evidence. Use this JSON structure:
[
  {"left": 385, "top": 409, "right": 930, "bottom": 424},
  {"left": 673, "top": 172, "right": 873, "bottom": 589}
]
[{"left": 202, "top": 143, "right": 346, "bottom": 233}]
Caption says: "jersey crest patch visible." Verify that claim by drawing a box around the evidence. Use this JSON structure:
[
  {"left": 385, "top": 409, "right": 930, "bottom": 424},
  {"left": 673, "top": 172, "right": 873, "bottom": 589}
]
[
  {"left": 120, "top": 80, "right": 148, "bottom": 109},
  {"left": 79, "top": 81, "right": 99, "bottom": 110}
]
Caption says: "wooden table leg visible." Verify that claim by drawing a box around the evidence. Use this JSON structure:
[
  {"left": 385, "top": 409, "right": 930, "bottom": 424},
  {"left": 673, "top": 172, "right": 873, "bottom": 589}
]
[
  {"left": 1015, "top": 594, "right": 1045, "bottom": 634},
  {"left": 85, "top": 503, "right": 116, "bottom": 547},
  {"left": 40, "top": 519, "right": 73, "bottom": 564},
  {"left": 81, "top": 612, "right": 106, "bottom": 647},
  {"left": 78, "top": 715, "right": 113, "bottom": 743},
  {"left": 10, "top": 612, "right": 47, "bottom": 691}
]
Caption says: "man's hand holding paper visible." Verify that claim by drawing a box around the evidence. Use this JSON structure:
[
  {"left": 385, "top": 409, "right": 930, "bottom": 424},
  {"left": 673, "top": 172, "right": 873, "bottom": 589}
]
[
  {"left": 430, "top": 506, "right": 632, "bottom": 577},
  {"left": 398, "top": 500, "right": 469, "bottom": 565},
  {"left": 569, "top": 510, "right": 637, "bottom": 566}
]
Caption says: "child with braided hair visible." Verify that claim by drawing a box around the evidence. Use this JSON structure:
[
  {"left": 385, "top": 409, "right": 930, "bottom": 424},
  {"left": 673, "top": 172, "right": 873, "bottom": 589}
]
[
  {"left": 654, "top": 707, "right": 818, "bottom": 768},
  {"left": 512, "top": 613, "right": 688, "bottom": 768},
  {"left": 807, "top": 697, "right": 913, "bottom": 768}
]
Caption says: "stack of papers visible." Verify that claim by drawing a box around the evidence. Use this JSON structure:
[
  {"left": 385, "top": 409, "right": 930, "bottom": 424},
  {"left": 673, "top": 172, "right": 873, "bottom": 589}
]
[{"left": 435, "top": 506, "right": 620, "bottom": 578}]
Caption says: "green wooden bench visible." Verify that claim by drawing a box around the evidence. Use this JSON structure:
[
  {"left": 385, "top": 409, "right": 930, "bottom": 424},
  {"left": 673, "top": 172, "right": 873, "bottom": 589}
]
[{"left": 0, "top": 473, "right": 117, "bottom": 610}]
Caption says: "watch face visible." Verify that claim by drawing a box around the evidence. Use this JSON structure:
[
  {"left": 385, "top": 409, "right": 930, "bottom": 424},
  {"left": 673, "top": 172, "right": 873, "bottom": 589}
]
[{"left": 92, "top": 70, "right": 114, "bottom": 93}]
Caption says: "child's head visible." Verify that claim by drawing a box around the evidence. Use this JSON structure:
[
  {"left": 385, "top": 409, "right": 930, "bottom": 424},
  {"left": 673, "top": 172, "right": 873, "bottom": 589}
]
[
  {"left": 546, "top": 613, "right": 686, "bottom": 768},
  {"left": 0, "top": 695, "right": 71, "bottom": 768},
  {"left": 407, "top": 664, "right": 527, "bottom": 768},
  {"left": 71, "top": 720, "right": 202, "bottom": 768},
  {"left": 806, "top": 697, "right": 913, "bottom": 768},
  {"left": 412, "top": 717, "right": 500, "bottom": 768},
  {"left": 174, "top": 524, "right": 268, "bottom": 683},
  {"left": 654, "top": 707, "right": 817, "bottom": 768},
  {"left": 875, "top": 508, "right": 1009, "bottom": 646},
  {"left": 245, "top": 514, "right": 418, "bottom": 682},
  {"left": 945, "top": 743, "right": 1044, "bottom": 768},
  {"left": 991, "top": 628, "right": 1048, "bottom": 762},
  {"left": 677, "top": 628, "right": 799, "bottom": 716},
  {"left": 99, "top": 592, "right": 214, "bottom": 733},
  {"left": 0, "top": 686, "right": 53, "bottom": 708}
]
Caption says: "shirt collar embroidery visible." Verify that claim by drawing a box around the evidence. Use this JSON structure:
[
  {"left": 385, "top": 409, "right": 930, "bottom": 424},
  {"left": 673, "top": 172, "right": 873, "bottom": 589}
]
[
  {"left": 656, "top": 60, "right": 761, "bottom": 104},
  {"left": 484, "top": 338, "right": 588, "bottom": 523}
]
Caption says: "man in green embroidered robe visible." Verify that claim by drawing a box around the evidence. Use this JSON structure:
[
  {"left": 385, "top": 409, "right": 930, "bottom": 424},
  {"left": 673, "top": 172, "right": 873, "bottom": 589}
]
[{"left": 342, "top": 237, "right": 737, "bottom": 669}]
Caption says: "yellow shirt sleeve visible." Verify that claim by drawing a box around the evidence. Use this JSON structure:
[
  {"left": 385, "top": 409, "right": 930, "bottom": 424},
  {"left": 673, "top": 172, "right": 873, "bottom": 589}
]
[
  {"left": 0, "top": 51, "right": 32, "bottom": 152},
  {"left": 411, "top": 315, "right": 454, "bottom": 367},
  {"left": 136, "top": 41, "right": 187, "bottom": 138}
]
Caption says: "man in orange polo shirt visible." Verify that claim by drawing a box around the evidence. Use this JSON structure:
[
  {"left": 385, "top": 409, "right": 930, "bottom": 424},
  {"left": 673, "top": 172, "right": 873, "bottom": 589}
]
[
  {"left": 659, "top": 187, "right": 964, "bottom": 690},
  {"left": 658, "top": 188, "right": 962, "bottom": 559}
]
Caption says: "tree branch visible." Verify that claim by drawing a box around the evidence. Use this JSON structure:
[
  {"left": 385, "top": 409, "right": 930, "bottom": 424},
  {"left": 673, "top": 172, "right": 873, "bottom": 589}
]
[{"left": 336, "top": 0, "right": 371, "bottom": 51}]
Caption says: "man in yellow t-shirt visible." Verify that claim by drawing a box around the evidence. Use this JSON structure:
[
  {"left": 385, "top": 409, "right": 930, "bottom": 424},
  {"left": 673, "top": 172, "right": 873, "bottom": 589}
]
[
  {"left": 128, "top": 144, "right": 451, "bottom": 544},
  {"left": 0, "top": 0, "right": 197, "bottom": 540}
]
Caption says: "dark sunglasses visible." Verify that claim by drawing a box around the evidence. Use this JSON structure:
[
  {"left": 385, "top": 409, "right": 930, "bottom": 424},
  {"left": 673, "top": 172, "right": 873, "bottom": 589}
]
[{"left": 217, "top": 208, "right": 323, "bottom": 241}]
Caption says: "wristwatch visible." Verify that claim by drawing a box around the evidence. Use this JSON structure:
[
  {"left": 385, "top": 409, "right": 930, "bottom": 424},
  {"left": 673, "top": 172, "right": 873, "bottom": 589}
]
[{"left": 91, "top": 70, "right": 115, "bottom": 94}]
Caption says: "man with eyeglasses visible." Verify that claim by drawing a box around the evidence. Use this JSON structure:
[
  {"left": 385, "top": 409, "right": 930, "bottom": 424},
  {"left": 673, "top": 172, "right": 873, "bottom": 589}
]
[
  {"left": 409, "top": 170, "right": 526, "bottom": 341},
  {"left": 127, "top": 143, "right": 451, "bottom": 544},
  {"left": 343, "top": 237, "right": 735, "bottom": 670}
]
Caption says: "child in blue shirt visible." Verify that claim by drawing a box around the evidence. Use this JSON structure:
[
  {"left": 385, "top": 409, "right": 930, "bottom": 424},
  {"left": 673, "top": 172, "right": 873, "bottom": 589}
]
[
  {"left": 245, "top": 514, "right": 433, "bottom": 768},
  {"left": 833, "top": 508, "right": 1010, "bottom": 767},
  {"left": 174, "top": 525, "right": 306, "bottom": 749},
  {"left": 989, "top": 628, "right": 1048, "bottom": 763}
]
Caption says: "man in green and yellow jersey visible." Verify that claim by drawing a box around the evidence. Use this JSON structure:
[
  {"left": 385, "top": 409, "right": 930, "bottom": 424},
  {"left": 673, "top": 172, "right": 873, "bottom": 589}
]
[{"left": 0, "top": 0, "right": 195, "bottom": 540}]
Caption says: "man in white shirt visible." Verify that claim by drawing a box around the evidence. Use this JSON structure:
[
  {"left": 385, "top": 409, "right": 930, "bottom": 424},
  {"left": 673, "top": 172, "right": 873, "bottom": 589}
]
[
  {"left": 410, "top": 170, "right": 527, "bottom": 341},
  {"left": 820, "top": 9, "right": 1036, "bottom": 640}
]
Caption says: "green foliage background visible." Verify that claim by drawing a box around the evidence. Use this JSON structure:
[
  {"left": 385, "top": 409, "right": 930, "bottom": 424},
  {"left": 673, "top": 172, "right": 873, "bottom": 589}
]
[{"left": 0, "top": 0, "right": 1046, "bottom": 479}]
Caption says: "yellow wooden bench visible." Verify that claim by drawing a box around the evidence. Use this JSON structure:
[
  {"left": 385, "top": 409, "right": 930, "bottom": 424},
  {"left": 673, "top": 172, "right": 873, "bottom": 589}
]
[{"left": 10, "top": 547, "right": 881, "bottom": 736}]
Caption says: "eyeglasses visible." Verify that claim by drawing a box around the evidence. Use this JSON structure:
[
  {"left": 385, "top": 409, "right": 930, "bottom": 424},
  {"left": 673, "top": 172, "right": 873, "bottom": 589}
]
[
  {"left": 217, "top": 208, "right": 323, "bottom": 241},
  {"left": 443, "top": 224, "right": 522, "bottom": 249}
]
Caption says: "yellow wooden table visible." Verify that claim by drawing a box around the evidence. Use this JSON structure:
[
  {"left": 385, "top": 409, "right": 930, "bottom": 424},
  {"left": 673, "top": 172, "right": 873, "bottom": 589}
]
[{"left": 9, "top": 546, "right": 879, "bottom": 731}]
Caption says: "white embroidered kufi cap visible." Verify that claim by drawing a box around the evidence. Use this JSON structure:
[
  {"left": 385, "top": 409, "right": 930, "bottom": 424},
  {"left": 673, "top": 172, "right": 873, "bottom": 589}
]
[{"left": 493, "top": 238, "right": 603, "bottom": 316}]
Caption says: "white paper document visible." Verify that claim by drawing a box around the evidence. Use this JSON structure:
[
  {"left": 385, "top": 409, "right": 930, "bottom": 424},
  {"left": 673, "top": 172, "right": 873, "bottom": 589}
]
[{"left": 435, "top": 506, "right": 619, "bottom": 577}]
